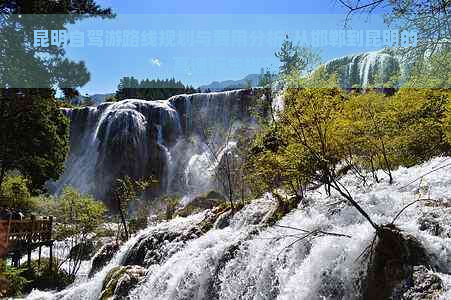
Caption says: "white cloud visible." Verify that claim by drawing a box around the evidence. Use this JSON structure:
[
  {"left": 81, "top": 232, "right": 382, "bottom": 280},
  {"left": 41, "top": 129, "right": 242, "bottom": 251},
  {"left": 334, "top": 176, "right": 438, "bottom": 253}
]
[{"left": 150, "top": 58, "right": 161, "bottom": 67}]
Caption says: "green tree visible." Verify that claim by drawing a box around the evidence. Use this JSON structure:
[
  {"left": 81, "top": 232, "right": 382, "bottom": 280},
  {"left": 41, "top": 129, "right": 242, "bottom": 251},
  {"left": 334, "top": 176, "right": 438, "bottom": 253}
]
[
  {"left": 0, "top": 175, "right": 33, "bottom": 212},
  {"left": 53, "top": 187, "right": 106, "bottom": 276},
  {"left": 336, "top": 0, "right": 449, "bottom": 59},
  {"left": 385, "top": 88, "right": 450, "bottom": 166},
  {"left": 114, "top": 77, "right": 196, "bottom": 101},
  {"left": 275, "top": 34, "right": 320, "bottom": 78},
  {"left": 0, "top": 90, "right": 69, "bottom": 191},
  {"left": 444, "top": 96, "right": 451, "bottom": 145},
  {"left": 0, "top": 1, "right": 113, "bottom": 91},
  {"left": 403, "top": 49, "right": 451, "bottom": 89},
  {"left": 338, "top": 92, "right": 395, "bottom": 184},
  {"left": 0, "top": 1, "right": 113, "bottom": 190},
  {"left": 112, "top": 176, "right": 153, "bottom": 240}
]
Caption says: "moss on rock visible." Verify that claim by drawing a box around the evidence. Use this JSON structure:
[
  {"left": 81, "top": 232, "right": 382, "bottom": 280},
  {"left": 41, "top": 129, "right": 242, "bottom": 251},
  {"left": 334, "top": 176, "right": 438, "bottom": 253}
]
[
  {"left": 176, "top": 190, "right": 226, "bottom": 217},
  {"left": 264, "top": 192, "right": 301, "bottom": 226}
]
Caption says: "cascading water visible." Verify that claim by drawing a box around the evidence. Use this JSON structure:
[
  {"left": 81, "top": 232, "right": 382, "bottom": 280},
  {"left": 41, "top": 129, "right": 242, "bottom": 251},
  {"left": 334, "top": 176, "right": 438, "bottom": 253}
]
[
  {"left": 324, "top": 49, "right": 403, "bottom": 89},
  {"left": 30, "top": 157, "right": 451, "bottom": 299},
  {"left": 50, "top": 89, "right": 259, "bottom": 206}
]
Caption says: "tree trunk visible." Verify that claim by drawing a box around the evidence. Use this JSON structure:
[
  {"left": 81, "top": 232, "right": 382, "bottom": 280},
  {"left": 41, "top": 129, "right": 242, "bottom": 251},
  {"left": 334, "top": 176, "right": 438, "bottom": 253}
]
[
  {"left": 0, "top": 164, "right": 6, "bottom": 187},
  {"left": 370, "top": 157, "right": 379, "bottom": 183},
  {"left": 379, "top": 140, "right": 393, "bottom": 184},
  {"left": 330, "top": 177, "right": 379, "bottom": 233},
  {"left": 118, "top": 200, "right": 129, "bottom": 240}
]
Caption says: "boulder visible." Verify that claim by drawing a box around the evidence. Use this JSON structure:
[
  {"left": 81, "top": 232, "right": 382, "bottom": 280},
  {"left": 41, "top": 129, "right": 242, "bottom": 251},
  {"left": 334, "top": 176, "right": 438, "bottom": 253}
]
[
  {"left": 363, "top": 224, "right": 432, "bottom": 300},
  {"left": 89, "top": 241, "right": 121, "bottom": 277},
  {"left": 100, "top": 265, "right": 146, "bottom": 300},
  {"left": 213, "top": 210, "right": 233, "bottom": 229},
  {"left": 122, "top": 227, "right": 202, "bottom": 267},
  {"left": 176, "top": 191, "right": 227, "bottom": 217},
  {"left": 402, "top": 266, "right": 443, "bottom": 300},
  {"left": 418, "top": 210, "right": 450, "bottom": 238}
]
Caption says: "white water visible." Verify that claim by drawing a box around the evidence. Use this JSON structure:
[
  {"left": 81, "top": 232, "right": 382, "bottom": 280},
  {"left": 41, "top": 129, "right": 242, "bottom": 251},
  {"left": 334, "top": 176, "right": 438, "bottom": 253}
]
[
  {"left": 30, "top": 157, "right": 451, "bottom": 299},
  {"left": 325, "top": 49, "right": 403, "bottom": 89},
  {"left": 51, "top": 90, "right": 256, "bottom": 201}
]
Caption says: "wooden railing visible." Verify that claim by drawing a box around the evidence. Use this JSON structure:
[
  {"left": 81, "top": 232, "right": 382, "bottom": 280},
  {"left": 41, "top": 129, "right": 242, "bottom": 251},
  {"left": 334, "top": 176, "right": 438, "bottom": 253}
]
[{"left": 1, "top": 216, "right": 53, "bottom": 247}]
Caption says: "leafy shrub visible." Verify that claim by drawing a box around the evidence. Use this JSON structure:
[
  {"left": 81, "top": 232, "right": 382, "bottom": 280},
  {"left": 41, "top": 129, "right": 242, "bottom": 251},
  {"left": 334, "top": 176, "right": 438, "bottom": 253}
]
[
  {"left": 23, "top": 258, "right": 74, "bottom": 292},
  {"left": 443, "top": 95, "right": 451, "bottom": 145},
  {"left": 0, "top": 175, "right": 34, "bottom": 213},
  {"left": 0, "top": 262, "right": 30, "bottom": 297}
]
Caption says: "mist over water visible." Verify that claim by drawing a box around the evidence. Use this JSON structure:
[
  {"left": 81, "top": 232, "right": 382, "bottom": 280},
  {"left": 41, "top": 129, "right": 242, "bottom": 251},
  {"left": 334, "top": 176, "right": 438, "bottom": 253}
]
[
  {"left": 50, "top": 90, "right": 257, "bottom": 204},
  {"left": 30, "top": 158, "right": 451, "bottom": 300},
  {"left": 39, "top": 52, "right": 451, "bottom": 299}
]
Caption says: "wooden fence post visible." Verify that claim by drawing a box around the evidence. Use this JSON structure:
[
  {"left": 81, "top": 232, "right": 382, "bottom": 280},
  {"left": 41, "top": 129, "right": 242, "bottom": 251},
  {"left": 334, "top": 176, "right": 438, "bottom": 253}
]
[
  {"left": 48, "top": 216, "right": 53, "bottom": 271},
  {"left": 28, "top": 215, "right": 36, "bottom": 269}
]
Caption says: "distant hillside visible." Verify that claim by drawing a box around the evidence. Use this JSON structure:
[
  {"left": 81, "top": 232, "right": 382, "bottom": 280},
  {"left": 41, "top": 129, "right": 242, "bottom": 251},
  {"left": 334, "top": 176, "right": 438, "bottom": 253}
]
[
  {"left": 89, "top": 93, "right": 114, "bottom": 105},
  {"left": 199, "top": 74, "right": 262, "bottom": 92},
  {"left": 62, "top": 93, "right": 113, "bottom": 106}
]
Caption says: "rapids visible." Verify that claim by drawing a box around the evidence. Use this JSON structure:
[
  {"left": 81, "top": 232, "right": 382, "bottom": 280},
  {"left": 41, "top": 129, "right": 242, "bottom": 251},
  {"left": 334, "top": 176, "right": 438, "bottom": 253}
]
[{"left": 29, "top": 157, "right": 451, "bottom": 300}]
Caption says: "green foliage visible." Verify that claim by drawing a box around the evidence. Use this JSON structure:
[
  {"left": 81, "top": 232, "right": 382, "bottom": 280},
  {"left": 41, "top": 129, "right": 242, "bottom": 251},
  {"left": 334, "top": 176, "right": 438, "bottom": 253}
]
[
  {"left": 249, "top": 86, "right": 450, "bottom": 197},
  {"left": 50, "top": 187, "right": 106, "bottom": 276},
  {"left": 115, "top": 77, "right": 197, "bottom": 101},
  {"left": 23, "top": 258, "right": 74, "bottom": 292},
  {"left": 0, "top": 175, "right": 33, "bottom": 212},
  {"left": 0, "top": 257, "right": 76, "bottom": 297},
  {"left": 406, "top": 49, "right": 451, "bottom": 89},
  {"left": 275, "top": 35, "right": 320, "bottom": 78},
  {"left": 0, "top": 90, "right": 69, "bottom": 192},
  {"left": 338, "top": 89, "right": 450, "bottom": 175},
  {"left": 384, "top": 89, "right": 450, "bottom": 166},
  {"left": 112, "top": 176, "right": 153, "bottom": 214},
  {"left": 444, "top": 97, "right": 451, "bottom": 145},
  {"left": 258, "top": 68, "right": 274, "bottom": 88},
  {"left": 248, "top": 87, "right": 346, "bottom": 197},
  {"left": 112, "top": 176, "right": 154, "bottom": 240},
  {"left": 30, "top": 194, "right": 59, "bottom": 217},
  {"left": 246, "top": 125, "right": 285, "bottom": 196},
  {"left": 0, "top": 2, "right": 113, "bottom": 89},
  {"left": 1, "top": 263, "right": 30, "bottom": 297},
  {"left": 247, "top": 80, "right": 449, "bottom": 230},
  {"left": 337, "top": 92, "right": 395, "bottom": 181},
  {"left": 163, "top": 195, "right": 181, "bottom": 220},
  {"left": 55, "top": 187, "right": 106, "bottom": 240}
]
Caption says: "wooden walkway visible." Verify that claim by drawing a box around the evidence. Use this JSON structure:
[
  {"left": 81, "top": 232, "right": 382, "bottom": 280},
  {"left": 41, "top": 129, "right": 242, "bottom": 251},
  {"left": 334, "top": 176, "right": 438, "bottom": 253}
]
[{"left": 1, "top": 216, "right": 54, "bottom": 269}]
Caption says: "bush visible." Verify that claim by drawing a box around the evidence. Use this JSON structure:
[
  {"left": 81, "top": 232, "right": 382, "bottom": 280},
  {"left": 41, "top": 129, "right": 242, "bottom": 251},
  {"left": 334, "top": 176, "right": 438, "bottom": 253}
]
[
  {"left": 23, "top": 258, "right": 75, "bottom": 292},
  {"left": 386, "top": 88, "right": 450, "bottom": 166},
  {"left": 0, "top": 261, "right": 30, "bottom": 297},
  {"left": 443, "top": 95, "right": 451, "bottom": 145},
  {"left": 0, "top": 175, "right": 34, "bottom": 213}
]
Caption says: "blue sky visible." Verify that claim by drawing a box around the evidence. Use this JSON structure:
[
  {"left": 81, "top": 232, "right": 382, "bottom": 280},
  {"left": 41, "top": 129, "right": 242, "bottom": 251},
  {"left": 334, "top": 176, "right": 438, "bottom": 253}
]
[{"left": 63, "top": 0, "right": 389, "bottom": 95}]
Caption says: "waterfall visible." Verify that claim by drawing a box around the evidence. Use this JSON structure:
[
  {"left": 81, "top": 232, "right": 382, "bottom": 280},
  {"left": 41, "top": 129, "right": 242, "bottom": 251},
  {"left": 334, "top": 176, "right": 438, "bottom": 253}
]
[
  {"left": 30, "top": 157, "right": 451, "bottom": 299},
  {"left": 324, "top": 49, "right": 403, "bottom": 89},
  {"left": 51, "top": 90, "right": 258, "bottom": 205}
]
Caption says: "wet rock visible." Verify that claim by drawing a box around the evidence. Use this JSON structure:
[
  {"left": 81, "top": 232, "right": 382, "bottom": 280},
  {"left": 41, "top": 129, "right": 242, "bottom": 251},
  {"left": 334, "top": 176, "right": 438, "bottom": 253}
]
[
  {"left": 122, "top": 231, "right": 179, "bottom": 267},
  {"left": 418, "top": 210, "right": 450, "bottom": 238},
  {"left": 205, "top": 242, "right": 242, "bottom": 299},
  {"left": 213, "top": 210, "right": 233, "bottom": 229},
  {"left": 363, "top": 224, "right": 431, "bottom": 300},
  {"left": 261, "top": 193, "right": 301, "bottom": 226},
  {"left": 89, "top": 241, "right": 121, "bottom": 277},
  {"left": 122, "top": 227, "right": 202, "bottom": 267},
  {"left": 176, "top": 190, "right": 226, "bottom": 217},
  {"left": 100, "top": 265, "right": 146, "bottom": 300},
  {"left": 114, "top": 265, "right": 147, "bottom": 298},
  {"left": 402, "top": 266, "right": 443, "bottom": 300}
]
